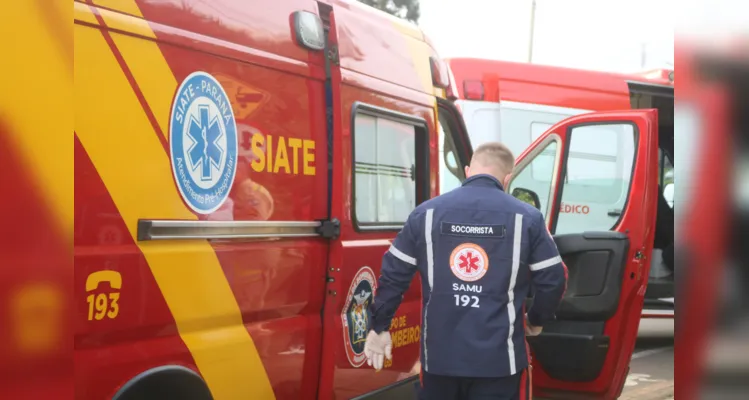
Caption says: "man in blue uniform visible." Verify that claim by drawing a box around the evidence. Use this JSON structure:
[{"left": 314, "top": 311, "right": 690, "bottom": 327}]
[{"left": 364, "top": 142, "right": 568, "bottom": 399}]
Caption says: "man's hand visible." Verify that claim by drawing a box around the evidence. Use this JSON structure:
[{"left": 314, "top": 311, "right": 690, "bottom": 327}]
[
  {"left": 363, "top": 330, "right": 392, "bottom": 370},
  {"left": 525, "top": 314, "right": 542, "bottom": 336}
]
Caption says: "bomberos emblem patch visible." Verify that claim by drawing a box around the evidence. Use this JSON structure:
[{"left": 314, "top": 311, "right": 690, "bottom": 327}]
[
  {"left": 342, "top": 266, "right": 377, "bottom": 367},
  {"left": 170, "top": 71, "right": 238, "bottom": 214},
  {"left": 450, "top": 243, "right": 489, "bottom": 282}
]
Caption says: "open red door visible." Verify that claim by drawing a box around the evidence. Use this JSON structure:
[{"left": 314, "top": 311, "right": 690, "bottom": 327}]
[{"left": 507, "top": 109, "right": 659, "bottom": 399}]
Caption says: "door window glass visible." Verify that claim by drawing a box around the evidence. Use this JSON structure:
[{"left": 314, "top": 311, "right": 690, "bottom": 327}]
[
  {"left": 508, "top": 140, "right": 559, "bottom": 220},
  {"left": 529, "top": 122, "right": 555, "bottom": 182},
  {"left": 438, "top": 114, "right": 464, "bottom": 194},
  {"left": 555, "top": 124, "right": 636, "bottom": 234},
  {"left": 354, "top": 113, "right": 419, "bottom": 226}
]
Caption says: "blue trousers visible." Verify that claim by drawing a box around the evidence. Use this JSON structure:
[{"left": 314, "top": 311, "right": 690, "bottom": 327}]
[{"left": 418, "top": 369, "right": 530, "bottom": 400}]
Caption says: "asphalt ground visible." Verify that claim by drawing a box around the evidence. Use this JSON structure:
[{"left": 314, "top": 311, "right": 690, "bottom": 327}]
[{"left": 620, "top": 318, "right": 675, "bottom": 400}]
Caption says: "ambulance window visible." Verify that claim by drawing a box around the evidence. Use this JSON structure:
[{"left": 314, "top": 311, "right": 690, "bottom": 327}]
[
  {"left": 438, "top": 115, "right": 463, "bottom": 194},
  {"left": 353, "top": 110, "right": 426, "bottom": 229},
  {"left": 530, "top": 122, "right": 554, "bottom": 181},
  {"left": 508, "top": 140, "right": 559, "bottom": 220},
  {"left": 555, "top": 123, "right": 636, "bottom": 234},
  {"left": 531, "top": 122, "right": 552, "bottom": 142}
]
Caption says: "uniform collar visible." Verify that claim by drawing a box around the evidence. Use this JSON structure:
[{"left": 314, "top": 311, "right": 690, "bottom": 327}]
[{"left": 462, "top": 174, "right": 504, "bottom": 191}]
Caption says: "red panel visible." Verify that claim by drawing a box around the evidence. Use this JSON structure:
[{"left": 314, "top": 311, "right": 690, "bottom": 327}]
[
  {"left": 325, "top": 0, "right": 428, "bottom": 94},
  {"left": 447, "top": 58, "right": 636, "bottom": 111},
  {"left": 0, "top": 123, "right": 71, "bottom": 398},
  {"left": 153, "top": 42, "right": 328, "bottom": 222},
  {"left": 134, "top": 0, "right": 319, "bottom": 67}
]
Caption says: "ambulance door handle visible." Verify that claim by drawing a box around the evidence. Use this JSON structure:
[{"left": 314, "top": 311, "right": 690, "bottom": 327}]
[{"left": 607, "top": 209, "right": 622, "bottom": 217}]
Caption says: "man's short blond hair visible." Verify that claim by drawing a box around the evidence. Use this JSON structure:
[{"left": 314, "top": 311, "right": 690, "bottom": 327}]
[{"left": 471, "top": 142, "right": 515, "bottom": 176}]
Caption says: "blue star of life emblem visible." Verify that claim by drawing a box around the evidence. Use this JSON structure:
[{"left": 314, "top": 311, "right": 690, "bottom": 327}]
[
  {"left": 188, "top": 106, "right": 224, "bottom": 181},
  {"left": 169, "top": 71, "right": 238, "bottom": 214}
]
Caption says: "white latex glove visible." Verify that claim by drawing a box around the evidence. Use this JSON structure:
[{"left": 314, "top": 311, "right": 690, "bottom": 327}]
[
  {"left": 363, "top": 330, "right": 392, "bottom": 370},
  {"left": 525, "top": 314, "right": 542, "bottom": 337}
]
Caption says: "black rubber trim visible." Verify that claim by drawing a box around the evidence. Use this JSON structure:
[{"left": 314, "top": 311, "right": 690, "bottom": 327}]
[
  {"left": 437, "top": 97, "right": 473, "bottom": 170},
  {"left": 627, "top": 81, "right": 675, "bottom": 99},
  {"left": 643, "top": 298, "right": 675, "bottom": 310},
  {"left": 644, "top": 277, "right": 675, "bottom": 299}
]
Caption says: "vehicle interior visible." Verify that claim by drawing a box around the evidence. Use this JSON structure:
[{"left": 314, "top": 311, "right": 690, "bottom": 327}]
[{"left": 630, "top": 82, "right": 676, "bottom": 304}]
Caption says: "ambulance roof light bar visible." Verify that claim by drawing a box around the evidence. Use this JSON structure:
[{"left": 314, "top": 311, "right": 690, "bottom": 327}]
[{"left": 463, "top": 80, "right": 484, "bottom": 101}]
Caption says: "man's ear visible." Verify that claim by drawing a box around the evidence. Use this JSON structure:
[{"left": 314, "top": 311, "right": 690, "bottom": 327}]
[
  {"left": 503, "top": 173, "right": 513, "bottom": 190},
  {"left": 464, "top": 165, "right": 470, "bottom": 178}
]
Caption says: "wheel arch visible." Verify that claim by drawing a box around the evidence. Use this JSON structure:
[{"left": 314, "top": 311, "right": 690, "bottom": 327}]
[{"left": 112, "top": 365, "right": 212, "bottom": 400}]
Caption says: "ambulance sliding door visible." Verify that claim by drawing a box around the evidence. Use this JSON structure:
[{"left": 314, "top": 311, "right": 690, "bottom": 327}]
[{"left": 315, "top": 3, "right": 431, "bottom": 398}]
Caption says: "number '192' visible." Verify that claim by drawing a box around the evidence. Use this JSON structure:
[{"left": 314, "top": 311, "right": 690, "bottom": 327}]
[{"left": 454, "top": 294, "right": 480, "bottom": 308}]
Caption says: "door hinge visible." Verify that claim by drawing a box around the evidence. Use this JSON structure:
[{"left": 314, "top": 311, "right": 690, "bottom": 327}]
[
  {"left": 316, "top": 218, "right": 341, "bottom": 239},
  {"left": 327, "top": 44, "right": 339, "bottom": 65},
  {"left": 326, "top": 266, "right": 339, "bottom": 283}
]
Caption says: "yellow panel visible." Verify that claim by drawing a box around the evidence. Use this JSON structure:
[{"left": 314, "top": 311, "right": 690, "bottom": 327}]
[
  {"left": 108, "top": 29, "right": 176, "bottom": 140},
  {"left": 91, "top": 0, "right": 144, "bottom": 18},
  {"left": 90, "top": 1, "right": 173, "bottom": 141},
  {"left": 74, "top": 23, "right": 275, "bottom": 400},
  {"left": 74, "top": 2, "right": 100, "bottom": 25},
  {"left": 392, "top": 23, "right": 434, "bottom": 95},
  {"left": 0, "top": 0, "right": 72, "bottom": 237},
  {"left": 97, "top": 7, "right": 157, "bottom": 39}
]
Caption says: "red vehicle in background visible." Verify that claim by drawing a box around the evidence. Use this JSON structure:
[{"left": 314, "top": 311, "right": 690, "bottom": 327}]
[
  {"left": 70, "top": 1, "right": 659, "bottom": 399},
  {"left": 444, "top": 58, "right": 676, "bottom": 320}
]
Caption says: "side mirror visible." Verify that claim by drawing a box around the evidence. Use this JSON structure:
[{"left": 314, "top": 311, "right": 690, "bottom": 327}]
[{"left": 511, "top": 187, "right": 541, "bottom": 211}]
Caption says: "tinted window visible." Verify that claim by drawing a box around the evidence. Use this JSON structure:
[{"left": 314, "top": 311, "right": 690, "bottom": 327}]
[{"left": 438, "top": 115, "right": 464, "bottom": 194}]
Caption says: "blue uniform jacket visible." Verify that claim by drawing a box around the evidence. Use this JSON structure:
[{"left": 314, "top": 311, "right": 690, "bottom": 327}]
[{"left": 369, "top": 174, "right": 568, "bottom": 378}]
